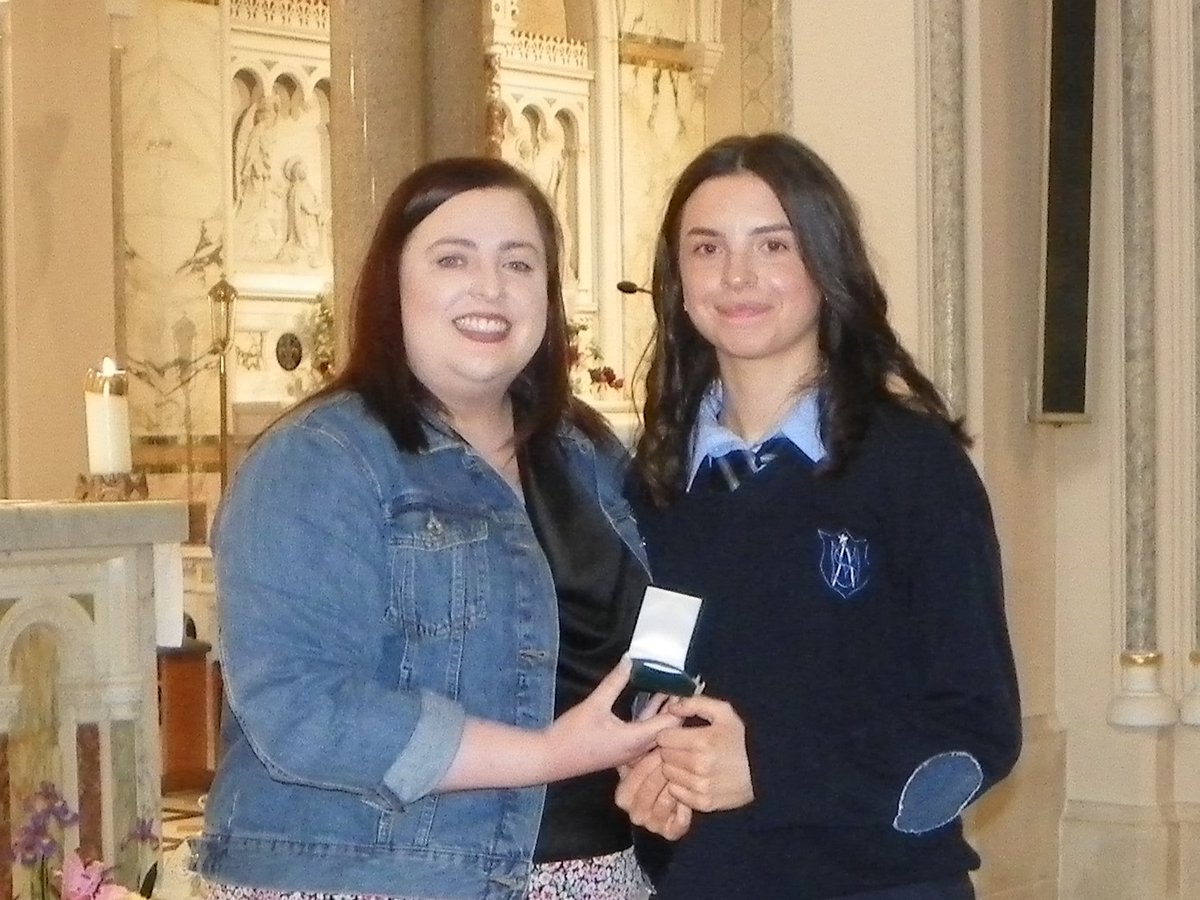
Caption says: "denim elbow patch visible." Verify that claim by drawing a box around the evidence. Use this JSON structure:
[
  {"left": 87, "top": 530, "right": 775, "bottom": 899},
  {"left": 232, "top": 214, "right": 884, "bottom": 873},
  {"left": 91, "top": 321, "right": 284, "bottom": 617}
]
[{"left": 892, "top": 751, "right": 983, "bottom": 834}]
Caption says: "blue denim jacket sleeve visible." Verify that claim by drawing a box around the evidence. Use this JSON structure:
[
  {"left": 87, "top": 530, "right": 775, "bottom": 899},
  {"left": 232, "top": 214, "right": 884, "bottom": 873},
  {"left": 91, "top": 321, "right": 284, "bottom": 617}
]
[{"left": 213, "top": 419, "right": 466, "bottom": 806}]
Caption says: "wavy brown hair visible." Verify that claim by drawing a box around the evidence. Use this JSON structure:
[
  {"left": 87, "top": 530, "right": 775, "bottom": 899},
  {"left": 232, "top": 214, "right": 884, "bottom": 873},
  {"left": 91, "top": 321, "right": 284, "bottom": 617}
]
[
  {"left": 634, "top": 133, "right": 967, "bottom": 506},
  {"left": 312, "top": 156, "right": 612, "bottom": 453}
]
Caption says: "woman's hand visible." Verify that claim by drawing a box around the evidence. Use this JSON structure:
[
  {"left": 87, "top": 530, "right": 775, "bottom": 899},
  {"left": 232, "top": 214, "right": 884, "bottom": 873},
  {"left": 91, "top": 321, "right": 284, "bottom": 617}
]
[
  {"left": 437, "top": 660, "right": 677, "bottom": 792},
  {"left": 616, "top": 749, "right": 693, "bottom": 839},
  {"left": 541, "top": 659, "right": 679, "bottom": 780},
  {"left": 657, "top": 695, "right": 755, "bottom": 813}
]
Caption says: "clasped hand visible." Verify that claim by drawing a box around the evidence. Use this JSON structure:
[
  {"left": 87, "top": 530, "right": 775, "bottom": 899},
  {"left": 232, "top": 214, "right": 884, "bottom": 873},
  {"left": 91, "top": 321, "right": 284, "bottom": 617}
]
[{"left": 615, "top": 694, "right": 755, "bottom": 840}]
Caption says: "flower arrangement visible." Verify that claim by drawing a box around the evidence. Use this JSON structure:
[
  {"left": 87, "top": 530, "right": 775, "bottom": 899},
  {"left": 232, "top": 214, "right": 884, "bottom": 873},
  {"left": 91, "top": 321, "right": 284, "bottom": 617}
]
[
  {"left": 10, "top": 782, "right": 79, "bottom": 900},
  {"left": 287, "top": 292, "right": 338, "bottom": 399},
  {"left": 567, "top": 318, "right": 624, "bottom": 396},
  {"left": 307, "top": 292, "right": 336, "bottom": 383},
  {"left": 9, "top": 782, "right": 159, "bottom": 900},
  {"left": 61, "top": 852, "right": 132, "bottom": 900}
]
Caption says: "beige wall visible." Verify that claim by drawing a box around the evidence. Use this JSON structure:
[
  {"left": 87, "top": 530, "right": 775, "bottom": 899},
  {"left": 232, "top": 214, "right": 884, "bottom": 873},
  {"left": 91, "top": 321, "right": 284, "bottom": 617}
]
[
  {"left": 1054, "top": 0, "right": 1200, "bottom": 896},
  {"left": 3, "top": 2, "right": 118, "bottom": 499},
  {"left": 968, "top": 3, "right": 1063, "bottom": 897},
  {"left": 704, "top": 0, "right": 744, "bottom": 142},
  {"left": 789, "top": 0, "right": 922, "bottom": 355}
]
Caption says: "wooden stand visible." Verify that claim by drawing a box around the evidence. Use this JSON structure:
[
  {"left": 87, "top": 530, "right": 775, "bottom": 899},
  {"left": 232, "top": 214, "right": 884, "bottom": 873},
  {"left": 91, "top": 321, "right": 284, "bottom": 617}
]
[{"left": 158, "top": 637, "right": 215, "bottom": 792}]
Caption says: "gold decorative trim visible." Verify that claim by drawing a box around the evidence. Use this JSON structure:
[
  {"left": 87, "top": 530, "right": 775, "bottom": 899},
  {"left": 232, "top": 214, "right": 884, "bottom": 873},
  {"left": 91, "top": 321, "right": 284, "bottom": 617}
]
[
  {"left": 484, "top": 52, "right": 504, "bottom": 159},
  {"left": 511, "top": 31, "right": 589, "bottom": 70},
  {"left": 231, "top": 0, "right": 328, "bottom": 33},
  {"left": 133, "top": 438, "right": 222, "bottom": 474},
  {"left": 75, "top": 472, "right": 150, "bottom": 502},
  {"left": 1120, "top": 651, "right": 1163, "bottom": 666},
  {"left": 619, "top": 37, "right": 691, "bottom": 72}
]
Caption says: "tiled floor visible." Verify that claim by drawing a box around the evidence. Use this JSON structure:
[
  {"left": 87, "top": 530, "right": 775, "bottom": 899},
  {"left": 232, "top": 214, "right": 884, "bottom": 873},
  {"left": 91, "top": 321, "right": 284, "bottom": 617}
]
[{"left": 161, "top": 790, "right": 205, "bottom": 851}]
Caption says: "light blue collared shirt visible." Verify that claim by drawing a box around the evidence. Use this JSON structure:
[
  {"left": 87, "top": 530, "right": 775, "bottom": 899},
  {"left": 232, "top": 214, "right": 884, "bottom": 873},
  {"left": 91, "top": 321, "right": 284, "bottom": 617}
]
[{"left": 686, "top": 383, "right": 827, "bottom": 489}]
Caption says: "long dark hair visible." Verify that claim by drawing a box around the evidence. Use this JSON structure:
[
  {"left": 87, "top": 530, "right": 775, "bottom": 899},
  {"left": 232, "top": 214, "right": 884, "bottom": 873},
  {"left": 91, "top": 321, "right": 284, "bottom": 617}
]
[
  {"left": 635, "top": 132, "right": 967, "bottom": 505},
  {"left": 313, "top": 156, "right": 611, "bottom": 453}
]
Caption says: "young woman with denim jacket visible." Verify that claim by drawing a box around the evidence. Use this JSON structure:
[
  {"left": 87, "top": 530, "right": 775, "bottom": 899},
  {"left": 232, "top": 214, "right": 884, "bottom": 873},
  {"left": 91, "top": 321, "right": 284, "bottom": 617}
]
[{"left": 193, "top": 158, "right": 675, "bottom": 900}]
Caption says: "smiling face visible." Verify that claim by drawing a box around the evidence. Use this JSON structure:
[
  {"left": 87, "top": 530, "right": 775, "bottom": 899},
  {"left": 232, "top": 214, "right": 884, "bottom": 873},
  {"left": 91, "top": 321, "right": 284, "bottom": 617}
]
[
  {"left": 677, "top": 172, "right": 823, "bottom": 383},
  {"left": 399, "top": 187, "right": 549, "bottom": 416}
]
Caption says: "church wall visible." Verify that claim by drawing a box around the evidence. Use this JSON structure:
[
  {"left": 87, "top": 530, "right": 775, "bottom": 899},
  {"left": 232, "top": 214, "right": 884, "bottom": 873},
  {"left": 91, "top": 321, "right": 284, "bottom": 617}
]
[
  {"left": 617, "top": 60, "right": 707, "bottom": 373},
  {"left": 516, "top": 0, "right": 567, "bottom": 38},
  {"left": 704, "top": 0, "right": 777, "bottom": 142},
  {"left": 4, "top": 1, "right": 119, "bottom": 499},
  {"left": 788, "top": 1, "right": 922, "bottom": 356},
  {"left": 1054, "top": 0, "right": 1200, "bottom": 895},
  {"left": 967, "top": 1, "right": 1063, "bottom": 896},
  {"left": 615, "top": 9, "right": 710, "bottom": 380},
  {"left": 703, "top": 0, "right": 744, "bottom": 142},
  {"left": 121, "top": 0, "right": 222, "bottom": 518}
]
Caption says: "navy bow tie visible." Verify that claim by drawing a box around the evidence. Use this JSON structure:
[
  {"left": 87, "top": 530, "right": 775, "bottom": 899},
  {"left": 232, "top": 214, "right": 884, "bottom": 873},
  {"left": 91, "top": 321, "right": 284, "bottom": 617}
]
[{"left": 693, "top": 435, "right": 809, "bottom": 493}]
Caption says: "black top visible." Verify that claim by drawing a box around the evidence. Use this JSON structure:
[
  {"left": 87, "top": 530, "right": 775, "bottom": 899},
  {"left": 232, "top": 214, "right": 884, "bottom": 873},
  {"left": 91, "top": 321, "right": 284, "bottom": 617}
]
[
  {"left": 630, "top": 404, "right": 1021, "bottom": 899},
  {"left": 522, "top": 440, "right": 648, "bottom": 864}
]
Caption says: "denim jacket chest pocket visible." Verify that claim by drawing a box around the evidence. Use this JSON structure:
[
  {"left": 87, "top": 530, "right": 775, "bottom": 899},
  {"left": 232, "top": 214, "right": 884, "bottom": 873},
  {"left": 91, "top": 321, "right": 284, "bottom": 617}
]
[{"left": 385, "top": 501, "right": 491, "bottom": 638}]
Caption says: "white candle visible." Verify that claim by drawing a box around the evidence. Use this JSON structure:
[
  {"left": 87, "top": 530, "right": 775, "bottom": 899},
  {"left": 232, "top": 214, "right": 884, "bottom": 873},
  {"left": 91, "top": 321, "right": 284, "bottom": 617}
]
[{"left": 84, "top": 356, "right": 132, "bottom": 475}]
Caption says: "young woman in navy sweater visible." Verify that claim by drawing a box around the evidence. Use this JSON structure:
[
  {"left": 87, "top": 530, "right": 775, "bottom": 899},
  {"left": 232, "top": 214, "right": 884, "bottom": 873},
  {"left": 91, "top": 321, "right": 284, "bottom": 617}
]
[{"left": 618, "top": 133, "right": 1021, "bottom": 900}]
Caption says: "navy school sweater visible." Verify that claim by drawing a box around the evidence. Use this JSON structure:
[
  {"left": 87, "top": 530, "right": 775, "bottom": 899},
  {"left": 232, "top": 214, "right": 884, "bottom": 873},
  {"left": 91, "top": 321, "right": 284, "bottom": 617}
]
[{"left": 630, "top": 404, "right": 1021, "bottom": 900}]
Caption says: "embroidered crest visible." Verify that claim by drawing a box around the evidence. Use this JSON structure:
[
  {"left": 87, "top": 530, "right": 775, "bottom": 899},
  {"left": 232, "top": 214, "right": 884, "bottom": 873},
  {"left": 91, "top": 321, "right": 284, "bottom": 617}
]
[{"left": 818, "top": 528, "right": 871, "bottom": 598}]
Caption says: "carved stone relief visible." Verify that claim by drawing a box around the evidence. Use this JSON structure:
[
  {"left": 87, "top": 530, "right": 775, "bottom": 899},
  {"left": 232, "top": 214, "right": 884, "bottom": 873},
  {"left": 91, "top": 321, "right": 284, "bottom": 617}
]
[
  {"left": 490, "top": 25, "right": 592, "bottom": 315},
  {"left": 231, "top": 0, "right": 328, "bottom": 33},
  {"left": 230, "top": 70, "right": 332, "bottom": 272}
]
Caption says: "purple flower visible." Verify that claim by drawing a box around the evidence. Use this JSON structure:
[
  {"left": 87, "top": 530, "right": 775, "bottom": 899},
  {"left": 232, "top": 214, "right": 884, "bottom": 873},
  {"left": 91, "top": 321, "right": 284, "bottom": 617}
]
[
  {"left": 121, "top": 817, "right": 159, "bottom": 850},
  {"left": 9, "top": 782, "right": 78, "bottom": 870}
]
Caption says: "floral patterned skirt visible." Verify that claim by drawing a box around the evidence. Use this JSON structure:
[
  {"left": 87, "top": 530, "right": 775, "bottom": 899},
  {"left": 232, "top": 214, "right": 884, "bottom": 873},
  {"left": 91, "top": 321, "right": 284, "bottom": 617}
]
[
  {"left": 526, "top": 847, "right": 649, "bottom": 899},
  {"left": 203, "top": 847, "right": 649, "bottom": 900}
]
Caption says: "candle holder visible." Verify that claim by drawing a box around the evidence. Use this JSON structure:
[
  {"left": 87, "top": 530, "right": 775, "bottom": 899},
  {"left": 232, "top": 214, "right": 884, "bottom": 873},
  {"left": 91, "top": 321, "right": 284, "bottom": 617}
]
[
  {"left": 82, "top": 356, "right": 138, "bottom": 496},
  {"left": 75, "top": 471, "right": 150, "bottom": 502},
  {"left": 208, "top": 276, "right": 238, "bottom": 493}
]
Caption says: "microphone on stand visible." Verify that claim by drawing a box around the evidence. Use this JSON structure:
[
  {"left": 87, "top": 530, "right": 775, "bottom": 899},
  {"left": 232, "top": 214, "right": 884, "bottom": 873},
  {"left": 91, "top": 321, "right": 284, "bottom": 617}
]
[{"left": 617, "top": 280, "right": 653, "bottom": 296}]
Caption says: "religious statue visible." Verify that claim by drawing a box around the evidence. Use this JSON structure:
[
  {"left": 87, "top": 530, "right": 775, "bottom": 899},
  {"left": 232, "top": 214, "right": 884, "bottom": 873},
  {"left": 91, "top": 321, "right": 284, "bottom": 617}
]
[
  {"left": 232, "top": 98, "right": 285, "bottom": 260},
  {"left": 531, "top": 118, "right": 576, "bottom": 281},
  {"left": 277, "top": 157, "right": 327, "bottom": 267},
  {"left": 234, "top": 99, "right": 279, "bottom": 214}
]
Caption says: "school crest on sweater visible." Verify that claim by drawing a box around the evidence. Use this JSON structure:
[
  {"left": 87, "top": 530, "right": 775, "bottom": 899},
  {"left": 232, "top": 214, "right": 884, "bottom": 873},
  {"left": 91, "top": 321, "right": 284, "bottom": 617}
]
[{"left": 818, "top": 528, "right": 871, "bottom": 598}]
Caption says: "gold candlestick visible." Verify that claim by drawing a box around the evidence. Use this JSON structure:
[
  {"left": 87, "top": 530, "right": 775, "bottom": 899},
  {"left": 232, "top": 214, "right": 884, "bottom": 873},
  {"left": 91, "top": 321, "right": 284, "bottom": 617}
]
[{"left": 208, "top": 276, "right": 238, "bottom": 493}]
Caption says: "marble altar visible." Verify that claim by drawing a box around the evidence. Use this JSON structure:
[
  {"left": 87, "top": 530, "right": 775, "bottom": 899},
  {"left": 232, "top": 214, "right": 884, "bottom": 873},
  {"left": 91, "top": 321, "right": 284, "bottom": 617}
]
[{"left": 0, "top": 500, "right": 187, "bottom": 897}]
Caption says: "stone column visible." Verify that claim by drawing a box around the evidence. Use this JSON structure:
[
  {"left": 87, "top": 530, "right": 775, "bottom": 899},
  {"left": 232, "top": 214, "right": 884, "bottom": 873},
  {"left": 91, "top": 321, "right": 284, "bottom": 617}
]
[
  {"left": 1181, "top": 0, "right": 1200, "bottom": 727},
  {"left": 424, "top": 0, "right": 486, "bottom": 160},
  {"left": 0, "top": 0, "right": 11, "bottom": 498},
  {"left": 922, "top": 0, "right": 968, "bottom": 416},
  {"left": 1108, "top": 0, "right": 1176, "bottom": 727},
  {"left": 329, "top": 0, "right": 425, "bottom": 321},
  {"left": 329, "top": 0, "right": 488, "bottom": 338}
]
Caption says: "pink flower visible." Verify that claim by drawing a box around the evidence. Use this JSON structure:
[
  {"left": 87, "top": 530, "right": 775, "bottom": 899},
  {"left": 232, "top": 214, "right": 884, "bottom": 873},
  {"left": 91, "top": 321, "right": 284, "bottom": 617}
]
[{"left": 60, "top": 851, "right": 128, "bottom": 900}]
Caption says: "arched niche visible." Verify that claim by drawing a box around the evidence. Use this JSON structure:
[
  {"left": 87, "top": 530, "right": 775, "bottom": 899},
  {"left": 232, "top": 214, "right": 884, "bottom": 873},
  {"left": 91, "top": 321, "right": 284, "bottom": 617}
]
[
  {"left": 484, "top": 0, "right": 624, "bottom": 400},
  {"left": 228, "top": 65, "right": 332, "bottom": 273}
]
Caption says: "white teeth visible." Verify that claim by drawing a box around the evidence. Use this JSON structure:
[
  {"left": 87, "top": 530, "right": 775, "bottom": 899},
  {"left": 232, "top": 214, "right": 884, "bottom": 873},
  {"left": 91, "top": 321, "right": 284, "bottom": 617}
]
[{"left": 454, "top": 315, "right": 510, "bottom": 335}]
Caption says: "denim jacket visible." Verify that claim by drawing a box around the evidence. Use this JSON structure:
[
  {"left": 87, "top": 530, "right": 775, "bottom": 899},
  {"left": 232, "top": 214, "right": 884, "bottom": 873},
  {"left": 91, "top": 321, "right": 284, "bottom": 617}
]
[{"left": 192, "top": 392, "right": 647, "bottom": 899}]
